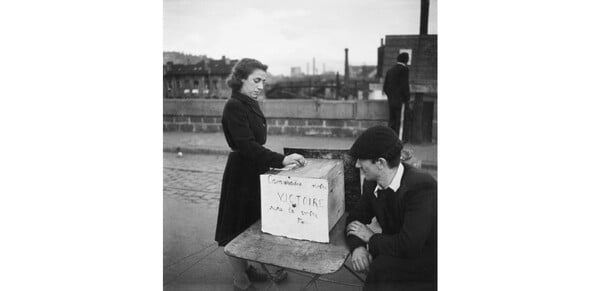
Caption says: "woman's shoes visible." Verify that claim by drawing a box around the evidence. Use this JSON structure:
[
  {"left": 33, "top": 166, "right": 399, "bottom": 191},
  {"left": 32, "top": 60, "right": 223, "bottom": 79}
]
[
  {"left": 233, "top": 283, "right": 257, "bottom": 291},
  {"left": 271, "top": 268, "right": 288, "bottom": 283},
  {"left": 245, "top": 265, "right": 269, "bottom": 282},
  {"left": 245, "top": 265, "right": 288, "bottom": 283}
]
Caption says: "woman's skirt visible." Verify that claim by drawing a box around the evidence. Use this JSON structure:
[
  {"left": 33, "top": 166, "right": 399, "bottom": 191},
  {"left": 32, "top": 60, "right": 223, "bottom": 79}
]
[{"left": 214, "top": 152, "right": 261, "bottom": 246}]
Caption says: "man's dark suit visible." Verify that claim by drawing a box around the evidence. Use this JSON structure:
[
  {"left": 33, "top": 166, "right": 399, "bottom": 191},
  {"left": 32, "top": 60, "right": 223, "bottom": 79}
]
[
  {"left": 383, "top": 63, "right": 410, "bottom": 140},
  {"left": 346, "top": 164, "right": 437, "bottom": 290}
]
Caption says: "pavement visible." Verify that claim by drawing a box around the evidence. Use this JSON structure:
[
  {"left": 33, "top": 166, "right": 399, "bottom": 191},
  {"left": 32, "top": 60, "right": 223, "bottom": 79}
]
[
  {"left": 163, "top": 153, "right": 366, "bottom": 291},
  {"left": 163, "top": 132, "right": 437, "bottom": 290},
  {"left": 163, "top": 132, "right": 437, "bottom": 170}
]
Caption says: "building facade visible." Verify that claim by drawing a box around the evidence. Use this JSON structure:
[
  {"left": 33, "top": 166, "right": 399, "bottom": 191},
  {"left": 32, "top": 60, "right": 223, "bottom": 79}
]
[
  {"left": 377, "top": 35, "right": 437, "bottom": 93},
  {"left": 349, "top": 65, "right": 377, "bottom": 79},
  {"left": 290, "top": 67, "right": 303, "bottom": 77},
  {"left": 163, "top": 56, "right": 237, "bottom": 99},
  {"left": 377, "top": 35, "right": 437, "bottom": 143}
]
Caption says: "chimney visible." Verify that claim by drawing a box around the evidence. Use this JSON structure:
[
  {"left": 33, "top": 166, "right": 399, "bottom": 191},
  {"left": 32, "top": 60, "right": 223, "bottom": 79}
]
[
  {"left": 377, "top": 40, "right": 384, "bottom": 78},
  {"left": 420, "top": 0, "right": 429, "bottom": 35},
  {"left": 203, "top": 59, "right": 210, "bottom": 70},
  {"left": 312, "top": 57, "right": 316, "bottom": 75},
  {"left": 344, "top": 48, "right": 349, "bottom": 82}
]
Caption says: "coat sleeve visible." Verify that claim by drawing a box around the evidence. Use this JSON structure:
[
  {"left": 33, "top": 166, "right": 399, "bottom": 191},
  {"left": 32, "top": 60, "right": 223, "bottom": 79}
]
[
  {"left": 345, "top": 181, "right": 376, "bottom": 251},
  {"left": 368, "top": 182, "right": 436, "bottom": 258},
  {"left": 223, "top": 101, "right": 284, "bottom": 169},
  {"left": 383, "top": 71, "right": 390, "bottom": 96},
  {"left": 400, "top": 67, "right": 410, "bottom": 103}
]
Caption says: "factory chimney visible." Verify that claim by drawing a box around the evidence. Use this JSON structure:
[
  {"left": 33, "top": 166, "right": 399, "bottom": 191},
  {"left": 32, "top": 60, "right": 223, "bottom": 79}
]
[
  {"left": 420, "top": 0, "right": 429, "bottom": 35},
  {"left": 344, "top": 48, "right": 349, "bottom": 82}
]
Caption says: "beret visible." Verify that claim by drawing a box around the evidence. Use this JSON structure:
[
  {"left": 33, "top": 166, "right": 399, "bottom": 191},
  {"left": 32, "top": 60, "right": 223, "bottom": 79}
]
[{"left": 349, "top": 125, "right": 403, "bottom": 159}]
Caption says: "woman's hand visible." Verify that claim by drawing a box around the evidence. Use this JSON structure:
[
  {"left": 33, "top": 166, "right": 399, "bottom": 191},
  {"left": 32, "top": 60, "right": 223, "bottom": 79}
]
[{"left": 282, "top": 153, "right": 306, "bottom": 167}]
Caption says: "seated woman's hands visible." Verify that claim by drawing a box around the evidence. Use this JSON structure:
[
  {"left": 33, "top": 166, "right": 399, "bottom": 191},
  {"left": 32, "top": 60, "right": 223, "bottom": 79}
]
[{"left": 282, "top": 153, "right": 306, "bottom": 167}]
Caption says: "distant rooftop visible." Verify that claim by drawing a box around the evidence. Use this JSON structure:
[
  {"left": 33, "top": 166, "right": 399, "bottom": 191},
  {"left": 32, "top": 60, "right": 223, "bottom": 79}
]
[{"left": 164, "top": 58, "right": 238, "bottom": 76}]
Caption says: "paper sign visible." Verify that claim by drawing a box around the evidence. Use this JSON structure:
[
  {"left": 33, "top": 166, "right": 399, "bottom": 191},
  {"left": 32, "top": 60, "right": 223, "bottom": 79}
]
[{"left": 260, "top": 174, "right": 330, "bottom": 243}]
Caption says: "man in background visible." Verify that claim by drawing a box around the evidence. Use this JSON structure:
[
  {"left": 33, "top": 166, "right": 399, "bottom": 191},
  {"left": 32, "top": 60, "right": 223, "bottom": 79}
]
[{"left": 383, "top": 52, "right": 411, "bottom": 141}]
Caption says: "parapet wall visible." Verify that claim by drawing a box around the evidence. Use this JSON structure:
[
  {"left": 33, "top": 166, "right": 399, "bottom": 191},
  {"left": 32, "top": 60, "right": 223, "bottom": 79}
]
[{"left": 164, "top": 98, "right": 436, "bottom": 140}]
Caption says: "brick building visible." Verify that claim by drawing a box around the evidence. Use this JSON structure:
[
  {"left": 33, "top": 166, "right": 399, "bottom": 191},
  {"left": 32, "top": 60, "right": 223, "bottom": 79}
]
[
  {"left": 163, "top": 56, "right": 238, "bottom": 99},
  {"left": 349, "top": 65, "right": 377, "bottom": 79},
  {"left": 377, "top": 35, "right": 437, "bottom": 143},
  {"left": 377, "top": 35, "right": 437, "bottom": 92},
  {"left": 290, "top": 67, "right": 303, "bottom": 77}
]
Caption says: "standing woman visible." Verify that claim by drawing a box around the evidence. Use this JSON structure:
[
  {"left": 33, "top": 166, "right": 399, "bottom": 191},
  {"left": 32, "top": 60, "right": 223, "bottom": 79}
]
[{"left": 215, "top": 58, "right": 305, "bottom": 290}]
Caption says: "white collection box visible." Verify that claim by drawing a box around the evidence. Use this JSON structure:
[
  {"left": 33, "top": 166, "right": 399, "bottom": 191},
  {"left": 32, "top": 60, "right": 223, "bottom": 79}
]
[{"left": 260, "top": 158, "right": 345, "bottom": 243}]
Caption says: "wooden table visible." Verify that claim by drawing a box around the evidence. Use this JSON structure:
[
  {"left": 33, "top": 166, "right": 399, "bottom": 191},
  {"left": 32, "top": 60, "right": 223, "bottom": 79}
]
[{"left": 224, "top": 213, "right": 364, "bottom": 289}]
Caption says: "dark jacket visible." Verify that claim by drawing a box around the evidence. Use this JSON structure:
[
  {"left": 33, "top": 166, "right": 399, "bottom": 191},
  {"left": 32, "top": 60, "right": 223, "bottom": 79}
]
[
  {"left": 383, "top": 64, "right": 410, "bottom": 108},
  {"left": 346, "top": 163, "right": 437, "bottom": 263},
  {"left": 215, "top": 91, "right": 285, "bottom": 246}
]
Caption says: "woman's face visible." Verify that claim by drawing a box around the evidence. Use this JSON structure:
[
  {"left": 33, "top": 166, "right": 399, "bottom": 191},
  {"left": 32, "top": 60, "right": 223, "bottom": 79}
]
[{"left": 240, "top": 69, "right": 267, "bottom": 99}]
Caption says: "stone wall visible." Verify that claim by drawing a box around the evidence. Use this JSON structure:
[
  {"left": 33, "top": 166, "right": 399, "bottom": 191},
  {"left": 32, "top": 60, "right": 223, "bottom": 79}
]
[
  {"left": 164, "top": 98, "right": 437, "bottom": 141},
  {"left": 382, "top": 35, "right": 437, "bottom": 93}
]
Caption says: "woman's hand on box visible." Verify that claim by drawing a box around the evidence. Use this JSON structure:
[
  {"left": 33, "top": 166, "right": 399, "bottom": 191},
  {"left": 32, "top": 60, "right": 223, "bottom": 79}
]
[{"left": 282, "top": 153, "right": 306, "bottom": 167}]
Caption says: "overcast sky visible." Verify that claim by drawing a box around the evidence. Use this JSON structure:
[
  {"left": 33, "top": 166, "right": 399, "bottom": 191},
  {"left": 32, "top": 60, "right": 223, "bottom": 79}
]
[{"left": 164, "top": 0, "right": 437, "bottom": 76}]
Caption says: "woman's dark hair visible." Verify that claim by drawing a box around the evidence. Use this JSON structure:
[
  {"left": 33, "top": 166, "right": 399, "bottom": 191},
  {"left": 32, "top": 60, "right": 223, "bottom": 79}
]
[{"left": 226, "top": 58, "right": 268, "bottom": 92}]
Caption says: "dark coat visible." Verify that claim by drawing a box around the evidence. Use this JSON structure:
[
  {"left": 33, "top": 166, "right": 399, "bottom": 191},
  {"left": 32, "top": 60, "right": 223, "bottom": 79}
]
[
  {"left": 383, "top": 64, "right": 410, "bottom": 108},
  {"left": 214, "top": 91, "right": 284, "bottom": 246},
  {"left": 346, "top": 164, "right": 437, "bottom": 285}
]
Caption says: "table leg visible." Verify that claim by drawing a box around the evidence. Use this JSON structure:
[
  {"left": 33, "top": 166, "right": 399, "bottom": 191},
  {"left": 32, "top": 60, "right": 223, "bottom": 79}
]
[
  {"left": 259, "top": 263, "right": 278, "bottom": 291},
  {"left": 259, "top": 263, "right": 275, "bottom": 281},
  {"left": 302, "top": 274, "right": 321, "bottom": 291},
  {"left": 343, "top": 264, "right": 365, "bottom": 283}
]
